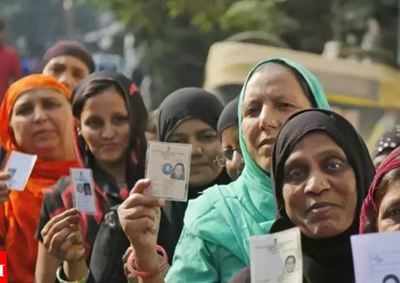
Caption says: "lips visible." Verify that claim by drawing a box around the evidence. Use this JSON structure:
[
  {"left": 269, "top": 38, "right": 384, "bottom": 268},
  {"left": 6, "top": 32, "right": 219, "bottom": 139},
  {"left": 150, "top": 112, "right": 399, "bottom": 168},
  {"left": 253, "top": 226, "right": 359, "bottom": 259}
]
[
  {"left": 258, "top": 137, "right": 275, "bottom": 148},
  {"left": 306, "top": 202, "right": 338, "bottom": 214},
  {"left": 32, "top": 129, "right": 57, "bottom": 138}
]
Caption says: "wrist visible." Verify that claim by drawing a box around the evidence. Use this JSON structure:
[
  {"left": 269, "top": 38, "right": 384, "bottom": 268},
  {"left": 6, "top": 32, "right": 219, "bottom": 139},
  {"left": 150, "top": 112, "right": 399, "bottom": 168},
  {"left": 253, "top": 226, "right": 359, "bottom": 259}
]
[{"left": 126, "top": 245, "right": 168, "bottom": 279}]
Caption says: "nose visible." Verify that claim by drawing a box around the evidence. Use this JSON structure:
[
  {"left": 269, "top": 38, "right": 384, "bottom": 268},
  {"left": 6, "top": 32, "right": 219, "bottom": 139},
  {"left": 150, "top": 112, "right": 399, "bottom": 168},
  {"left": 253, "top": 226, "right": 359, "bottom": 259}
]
[
  {"left": 33, "top": 105, "right": 48, "bottom": 122},
  {"left": 190, "top": 138, "right": 204, "bottom": 157},
  {"left": 58, "top": 72, "right": 73, "bottom": 90},
  {"left": 304, "top": 170, "right": 330, "bottom": 195},
  {"left": 101, "top": 122, "right": 115, "bottom": 139},
  {"left": 258, "top": 104, "right": 280, "bottom": 132}
]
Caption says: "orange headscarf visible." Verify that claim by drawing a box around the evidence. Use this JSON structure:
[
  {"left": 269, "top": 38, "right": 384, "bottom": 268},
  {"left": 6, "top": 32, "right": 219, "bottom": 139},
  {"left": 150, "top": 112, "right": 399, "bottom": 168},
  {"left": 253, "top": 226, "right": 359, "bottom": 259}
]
[{"left": 0, "top": 74, "right": 78, "bottom": 283}]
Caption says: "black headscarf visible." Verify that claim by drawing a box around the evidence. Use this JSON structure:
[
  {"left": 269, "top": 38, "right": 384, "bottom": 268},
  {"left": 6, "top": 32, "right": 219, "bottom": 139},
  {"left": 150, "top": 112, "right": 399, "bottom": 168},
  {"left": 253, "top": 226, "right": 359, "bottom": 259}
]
[
  {"left": 271, "top": 109, "right": 374, "bottom": 283},
  {"left": 217, "top": 97, "right": 239, "bottom": 135},
  {"left": 157, "top": 87, "right": 230, "bottom": 261},
  {"left": 158, "top": 87, "right": 223, "bottom": 141}
]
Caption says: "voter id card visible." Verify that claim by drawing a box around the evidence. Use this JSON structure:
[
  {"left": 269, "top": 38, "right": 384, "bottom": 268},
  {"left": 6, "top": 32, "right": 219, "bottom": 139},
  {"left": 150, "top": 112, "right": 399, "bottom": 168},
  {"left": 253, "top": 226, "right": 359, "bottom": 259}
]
[
  {"left": 145, "top": 141, "right": 192, "bottom": 202},
  {"left": 70, "top": 168, "right": 96, "bottom": 214}
]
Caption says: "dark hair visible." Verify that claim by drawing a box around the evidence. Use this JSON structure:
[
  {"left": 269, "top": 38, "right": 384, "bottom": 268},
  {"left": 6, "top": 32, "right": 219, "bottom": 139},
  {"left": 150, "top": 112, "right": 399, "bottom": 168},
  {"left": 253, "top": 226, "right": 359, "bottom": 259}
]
[
  {"left": 254, "top": 62, "right": 317, "bottom": 107},
  {"left": 72, "top": 73, "right": 148, "bottom": 179}
]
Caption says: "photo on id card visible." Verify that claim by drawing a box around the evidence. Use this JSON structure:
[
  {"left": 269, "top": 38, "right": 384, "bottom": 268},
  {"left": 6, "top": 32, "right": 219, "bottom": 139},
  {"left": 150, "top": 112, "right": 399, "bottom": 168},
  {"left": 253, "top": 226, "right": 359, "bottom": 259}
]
[
  {"left": 70, "top": 168, "right": 96, "bottom": 214},
  {"left": 145, "top": 141, "right": 192, "bottom": 202},
  {"left": 250, "top": 227, "right": 302, "bottom": 283}
]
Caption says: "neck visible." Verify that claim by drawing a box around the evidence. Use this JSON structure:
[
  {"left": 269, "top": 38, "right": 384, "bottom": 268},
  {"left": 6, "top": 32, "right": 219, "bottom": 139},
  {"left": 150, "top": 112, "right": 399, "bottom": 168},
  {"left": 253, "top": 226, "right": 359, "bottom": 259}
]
[{"left": 97, "top": 159, "right": 127, "bottom": 185}]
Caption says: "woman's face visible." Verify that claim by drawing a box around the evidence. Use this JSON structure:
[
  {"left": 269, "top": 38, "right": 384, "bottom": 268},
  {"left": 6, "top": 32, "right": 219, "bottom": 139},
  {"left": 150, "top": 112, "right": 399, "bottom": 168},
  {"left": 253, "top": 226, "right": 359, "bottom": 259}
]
[
  {"left": 221, "top": 126, "right": 244, "bottom": 180},
  {"left": 168, "top": 119, "right": 222, "bottom": 187},
  {"left": 43, "top": 55, "right": 90, "bottom": 90},
  {"left": 377, "top": 180, "right": 400, "bottom": 232},
  {"left": 79, "top": 87, "right": 130, "bottom": 166},
  {"left": 242, "top": 64, "right": 312, "bottom": 171},
  {"left": 10, "top": 88, "right": 74, "bottom": 160},
  {"left": 282, "top": 132, "right": 357, "bottom": 238}
]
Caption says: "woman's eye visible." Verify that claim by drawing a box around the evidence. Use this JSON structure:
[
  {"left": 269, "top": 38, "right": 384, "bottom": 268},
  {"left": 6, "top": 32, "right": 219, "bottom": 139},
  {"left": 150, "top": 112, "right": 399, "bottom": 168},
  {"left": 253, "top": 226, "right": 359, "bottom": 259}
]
[
  {"left": 15, "top": 105, "right": 33, "bottom": 116},
  {"left": 85, "top": 118, "right": 103, "bottom": 129},
  {"left": 276, "top": 102, "right": 293, "bottom": 111},
  {"left": 112, "top": 115, "right": 129, "bottom": 125},
  {"left": 325, "top": 158, "right": 346, "bottom": 172},
  {"left": 244, "top": 104, "right": 261, "bottom": 117},
  {"left": 386, "top": 208, "right": 400, "bottom": 218},
  {"left": 43, "top": 100, "right": 61, "bottom": 110},
  {"left": 198, "top": 133, "right": 217, "bottom": 143},
  {"left": 285, "top": 167, "right": 307, "bottom": 184}
]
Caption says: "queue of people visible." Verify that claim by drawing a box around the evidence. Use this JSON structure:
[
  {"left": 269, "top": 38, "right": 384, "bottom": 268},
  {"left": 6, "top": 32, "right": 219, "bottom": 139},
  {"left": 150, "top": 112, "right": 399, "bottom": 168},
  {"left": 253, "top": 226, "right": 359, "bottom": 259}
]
[{"left": 0, "top": 36, "right": 400, "bottom": 283}]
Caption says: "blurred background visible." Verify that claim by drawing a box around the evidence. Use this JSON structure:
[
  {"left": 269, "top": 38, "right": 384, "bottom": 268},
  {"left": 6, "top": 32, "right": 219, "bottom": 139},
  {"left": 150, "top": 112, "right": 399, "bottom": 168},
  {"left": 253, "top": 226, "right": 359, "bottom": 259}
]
[{"left": 2, "top": 0, "right": 400, "bottom": 147}]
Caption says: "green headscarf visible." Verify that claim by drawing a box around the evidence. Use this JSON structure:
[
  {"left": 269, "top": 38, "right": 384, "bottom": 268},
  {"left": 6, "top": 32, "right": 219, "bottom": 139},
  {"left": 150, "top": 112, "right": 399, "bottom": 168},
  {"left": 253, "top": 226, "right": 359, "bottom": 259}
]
[
  {"left": 182, "top": 57, "right": 330, "bottom": 266},
  {"left": 238, "top": 57, "right": 330, "bottom": 195}
]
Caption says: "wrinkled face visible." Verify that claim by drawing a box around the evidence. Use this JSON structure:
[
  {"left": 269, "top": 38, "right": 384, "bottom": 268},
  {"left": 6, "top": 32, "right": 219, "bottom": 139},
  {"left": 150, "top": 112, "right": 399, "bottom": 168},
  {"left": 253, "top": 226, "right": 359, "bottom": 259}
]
[
  {"left": 79, "top": 87, "right": 130, "bottom": 166},
  {"left": 377, "top": 180, "right": 400, "bottom": 232},
  {"left": 242, "top": 64, "right": 312, "bottom": 171},
  {"left": 168, "top": 119, "right": 222, "bottom": 187},
  {"left": 10, "top": 89, "right": 74, "bottom": 160},
  {"left": 43, "top": 55, "right": 90, "bottom": 90},
  {"left": 221, "top": 126, "right": 243, "bottom": 180},
  {"left": 282, "top": 133, "right": 357, "bottom": 238}
]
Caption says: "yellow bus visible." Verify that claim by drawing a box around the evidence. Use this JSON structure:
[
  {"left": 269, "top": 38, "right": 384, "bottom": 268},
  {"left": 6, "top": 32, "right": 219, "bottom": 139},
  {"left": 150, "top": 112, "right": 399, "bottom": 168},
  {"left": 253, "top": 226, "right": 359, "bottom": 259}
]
[{"left": 203, "top": 41, "right": 400, "bottom": 150}]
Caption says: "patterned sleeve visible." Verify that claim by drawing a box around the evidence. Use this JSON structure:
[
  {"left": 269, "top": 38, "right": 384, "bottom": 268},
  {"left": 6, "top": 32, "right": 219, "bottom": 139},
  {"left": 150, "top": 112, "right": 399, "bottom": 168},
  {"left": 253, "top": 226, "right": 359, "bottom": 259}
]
[{"left": 36, "top": 177, "right": 70, "bottom": 242}]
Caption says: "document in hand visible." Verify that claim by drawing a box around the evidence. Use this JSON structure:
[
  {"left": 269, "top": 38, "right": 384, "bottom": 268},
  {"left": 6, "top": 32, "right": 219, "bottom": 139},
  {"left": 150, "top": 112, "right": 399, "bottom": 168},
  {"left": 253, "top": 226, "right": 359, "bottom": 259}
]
[
  {"left": 5, "top": 151, "right": 37, "bottom": 191},
  {"left": 70, "top": 168, "right": 96, "bottom": 214},
  {"left": 351, "top": 232, "right": 400, "bottom": 283},
  {"left": 250, "top": 227, "right": 302, "bottom": 283},
  {"left": 145, "top": 141, "right": 192, "bottom": 202}
]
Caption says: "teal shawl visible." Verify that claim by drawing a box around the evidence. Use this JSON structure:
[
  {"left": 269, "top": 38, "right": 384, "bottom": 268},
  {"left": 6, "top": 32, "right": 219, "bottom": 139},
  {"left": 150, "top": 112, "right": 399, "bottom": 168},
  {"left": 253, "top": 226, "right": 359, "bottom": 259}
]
[{"left": 182, "top": 58, "right": 330, "bottom": 266}]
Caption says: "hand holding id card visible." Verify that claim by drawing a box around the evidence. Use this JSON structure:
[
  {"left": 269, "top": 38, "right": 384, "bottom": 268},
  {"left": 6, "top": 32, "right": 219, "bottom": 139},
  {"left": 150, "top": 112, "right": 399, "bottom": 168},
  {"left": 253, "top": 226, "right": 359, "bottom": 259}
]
[
  {"left": 351, "top": 232, "right": 400, "bottom": 283},
  {"left": 4, "top": 151, "right": 37, "bottom": 191},
  {"left": 145, "top": 141, "right": 192, "bottom": 202},
  {"left": 250, "top": 227, "right": 302, "bottom": 283},
  {"left": 70, "top": 168, "right": 96, "bottom": 214}
]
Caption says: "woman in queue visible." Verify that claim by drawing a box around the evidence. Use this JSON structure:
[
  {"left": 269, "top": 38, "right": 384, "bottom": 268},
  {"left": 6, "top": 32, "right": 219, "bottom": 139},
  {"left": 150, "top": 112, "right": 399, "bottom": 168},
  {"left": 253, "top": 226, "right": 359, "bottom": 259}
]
[
  {"left": 35, "top": 71, "right": 148, "bottom": 283},
  {"left": 0, "top": 74, "right": 78, "bottom": 283},
  {"left": 117, "top": 58, "right": 331, "bottom": 283},
  {"left": 231, "top": 108, "right": 375, "bottom": 282}
]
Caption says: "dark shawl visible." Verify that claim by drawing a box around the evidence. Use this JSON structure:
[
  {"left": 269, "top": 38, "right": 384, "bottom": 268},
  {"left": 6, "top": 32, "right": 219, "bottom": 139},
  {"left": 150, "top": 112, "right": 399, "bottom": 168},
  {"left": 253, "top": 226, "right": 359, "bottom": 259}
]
[
  {"left": 271, "top": 109, "right": 374, "bottom": 283},
  {"left": 157, "top": 87, "right": 230, "bottom": 260}
]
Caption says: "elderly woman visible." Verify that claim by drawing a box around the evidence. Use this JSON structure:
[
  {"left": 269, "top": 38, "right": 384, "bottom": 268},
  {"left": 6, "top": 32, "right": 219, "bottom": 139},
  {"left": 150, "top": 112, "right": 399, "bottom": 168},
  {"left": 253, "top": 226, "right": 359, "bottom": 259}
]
[
  {"left": 0, "top": 74, "right": 78, "bottom": 283},
  {"left": 231, "top": 109, "right": 375, "bottom": 283},
  {"left": 360, "top": 146, "right": 400, "bottom": 234},
  {"left": 117, "top": 58, "right": 331, "bottom": 283}
]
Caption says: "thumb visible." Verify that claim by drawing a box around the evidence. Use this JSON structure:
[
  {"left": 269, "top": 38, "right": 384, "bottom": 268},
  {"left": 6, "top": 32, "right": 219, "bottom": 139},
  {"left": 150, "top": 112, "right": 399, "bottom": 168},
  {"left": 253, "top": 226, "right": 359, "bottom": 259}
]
[{"left": 130, "top": 178, "right": 151, "bottom": 195}]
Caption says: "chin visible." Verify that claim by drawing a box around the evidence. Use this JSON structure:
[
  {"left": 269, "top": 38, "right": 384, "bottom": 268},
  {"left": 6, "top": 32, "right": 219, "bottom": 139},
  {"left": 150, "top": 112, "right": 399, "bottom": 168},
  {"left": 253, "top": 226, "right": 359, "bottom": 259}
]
[{"left": 306, "top": 223, "right": 348, "bottom": 238}]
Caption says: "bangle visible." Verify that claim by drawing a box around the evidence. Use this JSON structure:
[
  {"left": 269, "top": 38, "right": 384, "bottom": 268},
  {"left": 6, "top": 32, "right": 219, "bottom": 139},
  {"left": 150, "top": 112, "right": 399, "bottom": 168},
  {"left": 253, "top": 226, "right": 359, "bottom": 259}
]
[
  {"left": 126, "top": 245, "right": 169, "bottom": 279},
  {"left": 56, "top": 265, "right": 89, "bottom": 283}
]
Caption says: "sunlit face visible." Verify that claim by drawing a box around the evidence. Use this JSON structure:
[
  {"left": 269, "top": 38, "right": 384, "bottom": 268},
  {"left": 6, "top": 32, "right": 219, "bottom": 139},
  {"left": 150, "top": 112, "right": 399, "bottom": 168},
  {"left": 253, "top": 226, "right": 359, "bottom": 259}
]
[
  {"left": 79, "top": 87, "right": 130, "bottom": 166},
  {"left": 221, "top": 126, "right": 243, "bottom": 180},
  {"left": 168, "top": 119, "right": 222, "bottom": 187},
  {"left": 241, "top": 64, "right": 312, "bottom": 171},
  {"left": 282, "top": 133, "right": 357, "bottom": 238},
  {"left": 377, "top": 180, "right": 400, "bottom": 232},
  {"left": 10, "top": 89, "right": 74, "bottom": 160},
  {"left": 43, "top": 55, "right": 90, "bottom": 90}
]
